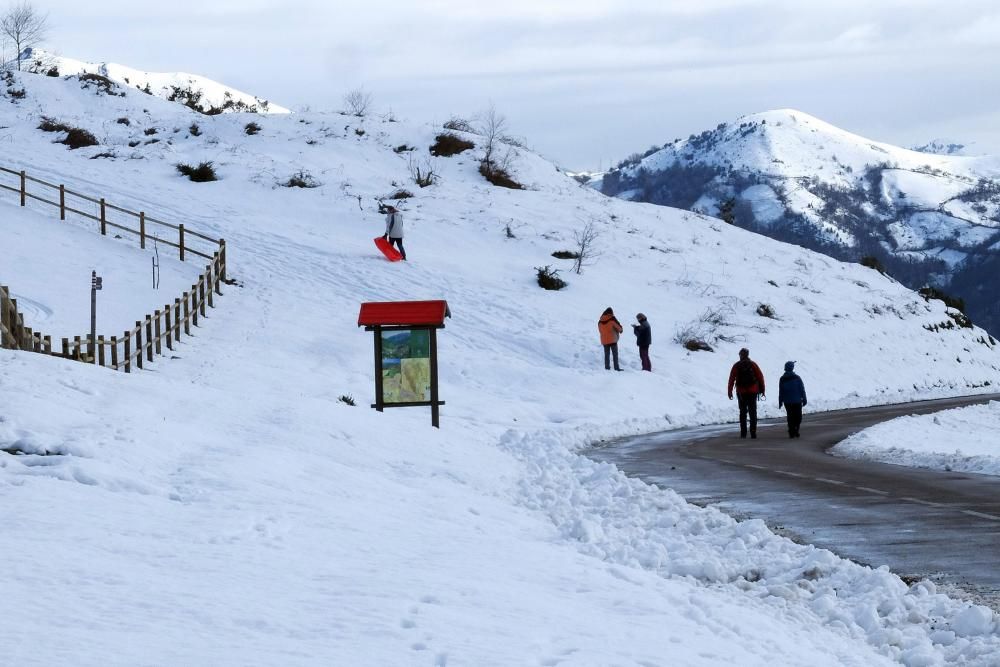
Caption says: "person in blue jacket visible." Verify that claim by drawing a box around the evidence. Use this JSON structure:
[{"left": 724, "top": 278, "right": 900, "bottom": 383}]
[{"left": 777, "top": 361, "right": 807, "bottom": 438}]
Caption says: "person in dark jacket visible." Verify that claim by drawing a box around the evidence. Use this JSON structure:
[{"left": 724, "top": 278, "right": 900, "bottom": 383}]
[
  {"left": 631, "top": 313, "right": 651, "bottom": 371},
  {"left": 727, "top": 348, "right": 765, "bottom": 439},
  {"left": 778, "top": 361, "right": 807, "bottom": 438},
  {"left": 598, "top": 307, "right": 624, "bottom": 371}
]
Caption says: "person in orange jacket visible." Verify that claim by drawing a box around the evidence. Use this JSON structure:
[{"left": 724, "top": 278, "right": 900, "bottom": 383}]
[
  {"left": 598, "top": 307, "right": 624, "bottom": 371},
  {"left": 727, "top": 347, "right": 766, "bottom": 438}
]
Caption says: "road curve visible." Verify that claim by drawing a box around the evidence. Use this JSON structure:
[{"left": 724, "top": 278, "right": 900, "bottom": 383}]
[{"left": 590, "top": 393, "right": 1000, "bottom": 607}]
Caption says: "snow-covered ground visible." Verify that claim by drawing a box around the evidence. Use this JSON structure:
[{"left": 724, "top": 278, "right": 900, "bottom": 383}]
[
  {"left": 2, "top": 65, "right": 1000, "bottom": 665},
  {"left": 833, "top": 401, "right": 1000, "bottom": 477}
]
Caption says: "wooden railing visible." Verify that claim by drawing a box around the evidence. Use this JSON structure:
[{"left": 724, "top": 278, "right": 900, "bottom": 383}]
[
  {"left": 0, "top": 163, "right": 230, "bottom": 372},
  {"left": 0, "top": 165, "right": 221, "bottom": 261}
]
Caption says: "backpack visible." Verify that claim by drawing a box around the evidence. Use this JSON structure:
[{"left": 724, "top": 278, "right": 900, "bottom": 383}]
[{"left": 735, "top": 359, "right": 756, "bottom": 389}]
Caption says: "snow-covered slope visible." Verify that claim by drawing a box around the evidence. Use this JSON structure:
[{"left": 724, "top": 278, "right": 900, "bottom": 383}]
[
  {"left": 3, "top": 68, "right": 1000, "bottom": 665},
  {"left": 19, "top": 48, "right": 288, "bottom": 115},
  {"left": 599, "top": 109, "right": 1000, "bottom": 335}
]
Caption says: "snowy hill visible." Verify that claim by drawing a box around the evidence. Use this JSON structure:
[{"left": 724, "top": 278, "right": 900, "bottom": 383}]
[
  {"left": 18, "top": 48, "right": 288, "bottom": 115},
  {"left": 599, "top": 109, "right": 1000, "bottom": 335},
  {"left": 3, "top": 66, "right": 1000, "bottom": 665}
]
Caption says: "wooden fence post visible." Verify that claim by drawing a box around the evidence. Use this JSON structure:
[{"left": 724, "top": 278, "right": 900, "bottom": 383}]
[
  {"left": 174, "top": 298, "right": 182, "bottom": 341},
  {"left": 206, "top": 265, "right": 214, "bottom": 308},
  {"left": 135, "top": 322, "right": 143, "bottom": 369},
  {"left": 0, "top": 287, "right": 9, "bottom": 348},
  {"left": 111, "top": 335, "right": 119, "bottom": 370},
  {"left": 139, "top": 211, "right": 146, "bottom": 250},
  {"left": 123, "top": 330, "right": 131, "bottom": 373},
  {"left": 24, "top": 327, "right": 33, "bottom": 351},
  {"left": 164, "top": 306, "right": 173, "bottom": 351},
  {"left": 59, "top": 184, "right": 66, "bottom": 220},
  {"left": 219, "top": 240, "right": 227, "bottom": 285},
  {"left": 191, "top": 285, "right": 199, "bottom": 327},
  {"left": 19, "top": 171, "right": 25, "bottom": 206},
  {"left": 145, "top": 316, "right": 153, "bottom": 362},
  {"left": 179, "top": 224, "right": 185, "bottom": 261},
  {"left": 43, "top": 335, "right": 51, "bottom": 354},
  {"left": 73, "top": 335, "right": 82, "bottom": 361},
  {"left": 100, "top": 198, "right": 107, "bottom": 235},
  {"left": 199, "top": 276, "right": 207, "bottom": 316},
  {"left": 154, "top": 311, "right": 162, "bottom": 356},
  {"left": 98, "top": 336, "right": 106, "bottom": 366},
  {"left": 183, "top": 292, "right": 191, "bottom": 335},
  {"left": 62, "top": 337, "right": 70, "bottom": 358}
]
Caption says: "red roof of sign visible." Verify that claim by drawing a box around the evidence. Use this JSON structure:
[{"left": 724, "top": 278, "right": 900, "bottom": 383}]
[{"left": 358, "top": 300, "right": 451, "bottom": 327}]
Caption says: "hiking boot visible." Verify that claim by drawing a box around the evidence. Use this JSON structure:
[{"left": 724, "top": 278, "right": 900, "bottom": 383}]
[{"left": 750, "top": 433, "right": 757, "bottom": 439}]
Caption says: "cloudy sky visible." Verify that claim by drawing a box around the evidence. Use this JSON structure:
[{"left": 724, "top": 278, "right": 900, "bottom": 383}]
[{"left": 22, "top": 0, "right": 1000, "bottom": 169}]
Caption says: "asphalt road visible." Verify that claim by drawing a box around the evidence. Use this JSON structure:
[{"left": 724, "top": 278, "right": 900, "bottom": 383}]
[{"left": 590, "top": 393, "right": 1000, "bottom": 607}]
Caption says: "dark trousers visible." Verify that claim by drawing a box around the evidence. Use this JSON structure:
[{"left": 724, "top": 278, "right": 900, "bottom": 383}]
[
  {"left": 638, "top": 345, "right": 651, "bottom": 371},
  {"left": 389, "top": 237, "right": 406, "bottom": 259},
  {"left": 603, "top": 343, "right": 620, "bottom": 370},
  {"left": 737, "top": 392, "right": 758, "bottom": 436},
  {"left": 785, "top": 403, "right": 803, "bottom": 436}
]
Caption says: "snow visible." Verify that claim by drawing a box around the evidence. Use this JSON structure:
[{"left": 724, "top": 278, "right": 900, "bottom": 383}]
[
  {"left": 3, "top": 65, "right": 1000, "bottom": 665},
  {"left": 832, "top": 401, "right": 1000, "bottom": 477}
]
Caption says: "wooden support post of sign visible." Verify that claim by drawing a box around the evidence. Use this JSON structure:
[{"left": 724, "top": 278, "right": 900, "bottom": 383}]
[
  {"left": 430, "top": 327, "right": 440, "bottom": 428},
  {"left": 373, "top": 327, "right": 384, "bottom": 413},
  {"left": 100, "top": 198, "right": 107, "bottom": 235}
]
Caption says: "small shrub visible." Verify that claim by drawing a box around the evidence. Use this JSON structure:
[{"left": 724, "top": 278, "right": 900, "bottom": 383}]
[
  {"left": 535, "top": 265, "right": 567, "bottom": 290},
  {"left": 116, "top": 117, "right": 131, "bottom": 125},
  {"left": 46, "top": 67, "right": 59, "bottom": 77},
  {"left": 408, "top": 156, "right": 437, "bottom": 188},
  {"left": 551, "top": 250, "right": 579, "bottom": 260},
  {"left": 38, "top": 117, "right": 72, "bottom": 133},
  {"left": 78, "top": 72, "right": 121, "bottom": 96},
  {"left": 860, "top": 255, "right": 888, "bottom": 275},
  {"left": 189, "top": 123, "right": 201, "bottom": 136},
  {"left": 338, "top": 394, "right": 356, "bottom": 406},
  {"left": 144, "top": 127, "right": 158, "bottom": 136},
  {"left": 389, "top": 189, "right": 413, "bottom": 199},
  {"left": 128, "top": 140, "right": 141, "bottom": 147},
  {"left": 355, "top": 127, "right": 365, "bottom": 136},
  {"left": 479, "top": 161, "right": 523, "bottom": 189},
  {"left": 918, "top": 286, "right": 967, "bottom": 314},
  {"left": 176, "top": 161, "right": 218, "bottom": 182},
  {"left": 683, "top": 339, "right": 713, "bottom": 352},
  {"left": 60, "top": 128, "right": 99, "bottom": 149},
  {"left": 756, "top": 303, "right": 776, "bottom": 318},
  {"left": 90, "top": 152, "right": 116, "bottom": 160},
  {"left": 245, "top": 121, "right": 261, "bottom": 135},
  {"left": 443, "top": 117, "right": 475, "bottom": 132},
  {"left": 394, "top": 144, "right": 414, "bottom": 153},
  {"left": 284, "top": 170, "right": 320, "bottom": 188},
  {"left": 8, "top": 88, "right": 25, "bottom": 100},
  {"left": 430, "top": 132, "right": 474, "bottom": 157}
]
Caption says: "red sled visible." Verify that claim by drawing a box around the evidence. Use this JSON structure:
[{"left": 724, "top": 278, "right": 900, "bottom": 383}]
[{"left": 374, "top": 237, "right": 403, "bottom": 262}]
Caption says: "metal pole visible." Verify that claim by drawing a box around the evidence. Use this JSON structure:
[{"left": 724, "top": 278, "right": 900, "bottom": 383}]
[{"left": 90, "top": 271, "right": 97, "bottom": 363}]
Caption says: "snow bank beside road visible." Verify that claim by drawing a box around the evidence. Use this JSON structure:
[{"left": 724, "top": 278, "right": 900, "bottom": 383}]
[{"left": 832, "top": 401, "right": 1000, "bottom": 476}]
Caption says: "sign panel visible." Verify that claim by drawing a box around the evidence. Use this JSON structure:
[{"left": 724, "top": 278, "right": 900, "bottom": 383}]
[{"left": 381, "top": 328, "right": 431, "bottom": 403}]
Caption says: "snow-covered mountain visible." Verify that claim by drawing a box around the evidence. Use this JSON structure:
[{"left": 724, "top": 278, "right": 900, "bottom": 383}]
[
  {"left": 4, "top": 65, "right": 1000, "bottom": 665},
  {"left": 598, "top": 109, "right": 1000, "bottom": 335},
  {"left": 18, "top": 48, "right": 288, "bottom": 115}
]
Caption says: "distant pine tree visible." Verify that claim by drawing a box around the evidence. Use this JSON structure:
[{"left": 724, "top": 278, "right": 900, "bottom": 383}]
[{"left": 718, "top": 197, "right": 736, "bottom": 225}]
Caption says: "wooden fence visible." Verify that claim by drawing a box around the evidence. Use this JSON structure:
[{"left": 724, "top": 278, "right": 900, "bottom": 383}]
[
  {"left": 0, "top": 165, "right": 220, "bottom": 261},
  {"left": 0, "top": 164, "right": 229, "bottom": 372}
]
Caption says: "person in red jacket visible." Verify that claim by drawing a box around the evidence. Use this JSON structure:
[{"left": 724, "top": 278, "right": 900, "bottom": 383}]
[
  {"left": 598, "top": 307, "right": 624, "bottom": 371},
  {"left": 727, "top": 347, "right": 766, "bottom": 439}
]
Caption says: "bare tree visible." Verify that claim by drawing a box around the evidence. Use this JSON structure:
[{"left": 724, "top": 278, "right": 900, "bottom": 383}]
[
  {"left": 572, "top": 222, "right": 601, "bottom": 274},
  {"left": 342, "top": 87, "right": 373, "bottom": 117},
  {"left": 1, "top": 1, "right": 48, "bottom": 71},
  {"left": 477, "top": 103, "right": 510, "bottom": 175}
]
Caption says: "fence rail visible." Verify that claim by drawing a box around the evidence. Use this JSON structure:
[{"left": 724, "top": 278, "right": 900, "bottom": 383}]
[
  {"left": 0, "top": 163, "right": 230, "bottom": 372},
  {"left": 0, "top": 165, "right": 220, "bottom": 261}
]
